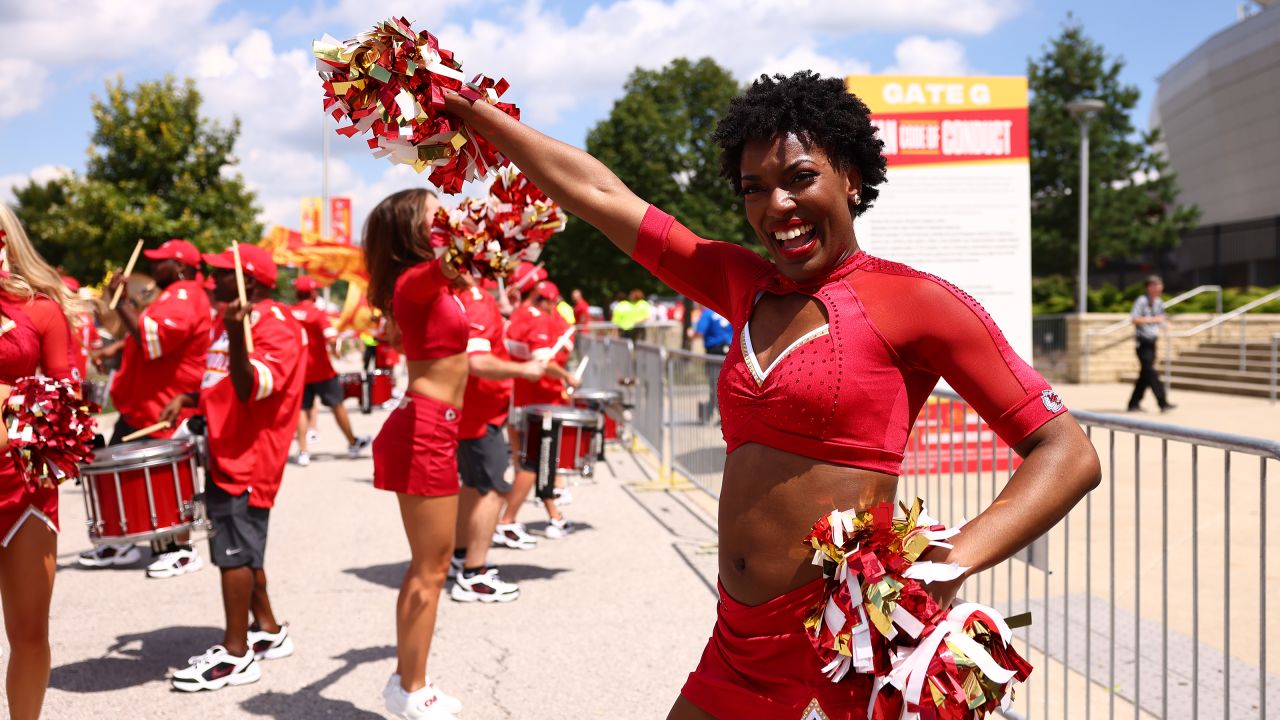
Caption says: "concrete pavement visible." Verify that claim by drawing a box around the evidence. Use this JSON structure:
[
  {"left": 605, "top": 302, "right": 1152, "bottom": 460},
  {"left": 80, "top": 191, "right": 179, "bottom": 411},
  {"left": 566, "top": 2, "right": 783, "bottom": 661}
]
[{"left": 5, "top": 404, "right": 721, "bottom": 719}]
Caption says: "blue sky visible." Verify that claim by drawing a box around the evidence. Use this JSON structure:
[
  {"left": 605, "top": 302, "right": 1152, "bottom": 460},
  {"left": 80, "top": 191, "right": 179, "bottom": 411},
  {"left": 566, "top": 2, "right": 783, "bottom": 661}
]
[{"left": 0, "top": 0, "right": 1243, "bottom": 233}]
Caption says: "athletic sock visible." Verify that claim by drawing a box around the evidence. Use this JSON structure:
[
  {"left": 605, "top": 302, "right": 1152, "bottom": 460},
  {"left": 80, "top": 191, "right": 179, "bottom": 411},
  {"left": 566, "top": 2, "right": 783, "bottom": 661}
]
[
  {"left": 452, "top": 548, "right": 467, "bottom": 560},
  {"left": 462, "top": 566, "right": 486, "bottom": 578}
]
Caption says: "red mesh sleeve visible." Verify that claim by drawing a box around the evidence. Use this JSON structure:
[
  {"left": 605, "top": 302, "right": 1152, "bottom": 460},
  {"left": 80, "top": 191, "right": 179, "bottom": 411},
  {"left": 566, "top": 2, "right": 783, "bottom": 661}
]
[
  {"left": 632, "top": 205, "right": 771, "bottom": 319},
  {"left": 853, "top": 265, "right": 1063, "bottom": 447},
  {"left": 26, "top": 296, "right": 74, "bottom": 381}
]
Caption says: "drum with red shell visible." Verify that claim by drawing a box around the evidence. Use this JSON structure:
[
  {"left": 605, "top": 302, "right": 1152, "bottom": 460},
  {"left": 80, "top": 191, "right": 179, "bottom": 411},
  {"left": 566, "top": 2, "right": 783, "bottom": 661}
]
[
  {"left": 518, "top": 404, "right": 602, "bottom": 499},
  {"left": 570, "top": 388, "right": 623, "bottom": 451},
  {"left": 79, "top": 438, "right": 204, "bottom": 545}
]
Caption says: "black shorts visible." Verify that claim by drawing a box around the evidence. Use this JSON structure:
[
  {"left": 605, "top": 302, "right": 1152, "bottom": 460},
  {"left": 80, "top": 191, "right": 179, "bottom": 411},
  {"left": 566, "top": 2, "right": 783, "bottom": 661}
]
[
  {"left": 457, "top": 423, "right": 512, "bottom": 495},
  {"left": 206, "top": 481, "right": 270, "bottom": 569},
  {"left": 302, "top": 377, "right": 344, "bottom": 410}
]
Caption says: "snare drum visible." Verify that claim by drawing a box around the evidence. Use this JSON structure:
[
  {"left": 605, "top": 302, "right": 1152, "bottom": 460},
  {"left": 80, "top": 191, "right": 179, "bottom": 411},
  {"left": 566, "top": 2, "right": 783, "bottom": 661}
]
[
  {"left": 571, "top": 388, "right": 623, "bottom": 447},
  {"left": 367, "top": 369, "right": 394, "bottom": 407},
  {"left": 81, "top": 379, "right": 110, "bottom": 410},
  {"left": 518, "top": 404, "right": 602, "bottom": 499},
  {"left": 79, "top": 438, "right": 204, "bottom": 545},
  {"left": 338, "top": 372, "right": 364, "bottom": 401}
]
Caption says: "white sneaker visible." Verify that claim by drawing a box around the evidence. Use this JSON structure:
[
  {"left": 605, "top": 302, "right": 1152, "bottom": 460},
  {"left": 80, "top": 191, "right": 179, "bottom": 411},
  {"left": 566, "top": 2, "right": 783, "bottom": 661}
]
[
  {"left": 348, "top": 435, "right": 373, "bottom": 458},
  {"left": 146, "top": 547, "right": 204, "bottom": 579},
  {"left": 248, "top": 624, "right": 294, "bottom": 660},
  {"left": 544, "top": 517, "right": 573, "bottom": 539},
  {"left": 306, "top": 429, "right": 321, "bottom": 443},
  {"left": 382, "top": 673, "right": 461, "bottom": 718},
  {"left": 451, "top": 567, "right": 519, "bottom": 603},
  {"left": 447, "top": 554, "right": 465, "bottom": 580},
  {"left": 492, "top": 522, "right": 537, "bottom": 550},
  {"left": 78, "top": 543, "right": 141, "bottom": 567},
  {"left": 295, "top": 451, "right": 311, "bottom": 467},
  {"left": 171, "top": 645, "right": 260, "bottom": 692}
]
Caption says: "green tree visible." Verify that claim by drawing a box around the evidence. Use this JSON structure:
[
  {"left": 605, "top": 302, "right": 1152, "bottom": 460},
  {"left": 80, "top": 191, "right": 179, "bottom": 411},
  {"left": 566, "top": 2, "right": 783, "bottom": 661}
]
[
  {"left": 1028, "top": 18, "right": 1198, "bottom": 301},
  {"left": 544, "top": 57, "right": 754, "bottom": 303},
  {"left": 14, "top": 76, "right": 261, "bottom": 281}
]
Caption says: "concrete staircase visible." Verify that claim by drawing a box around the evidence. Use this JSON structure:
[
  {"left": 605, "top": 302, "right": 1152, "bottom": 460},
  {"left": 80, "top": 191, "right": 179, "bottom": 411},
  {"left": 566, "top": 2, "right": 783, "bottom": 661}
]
[{"left": 1123, "top": 341, "right": 1279, "bottom": 397}]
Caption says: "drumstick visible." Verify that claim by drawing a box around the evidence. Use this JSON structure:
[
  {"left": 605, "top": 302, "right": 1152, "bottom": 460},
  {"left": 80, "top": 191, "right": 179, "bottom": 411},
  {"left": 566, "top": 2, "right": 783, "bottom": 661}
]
[
  {"left": 573, "top": 355, "right": 589, "bottom": 381},
  {"left": 547, "top": 326, "right": 576, "bottom": 358},
  {"left": 120, "top": 420, "right": 171, "bottom": 443},
  {"left": 108, "top": 239, "right": 144, "bottom": 310},
  {"left": 231, "top": 242, "right": 255, "bottom": 354}
]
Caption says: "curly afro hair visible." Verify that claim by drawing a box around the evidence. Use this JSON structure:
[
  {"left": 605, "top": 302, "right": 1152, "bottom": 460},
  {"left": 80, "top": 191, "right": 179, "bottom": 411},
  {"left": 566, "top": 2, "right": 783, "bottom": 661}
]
[{"left": 712, "top": 71, "right": 887, "bottom": 216}]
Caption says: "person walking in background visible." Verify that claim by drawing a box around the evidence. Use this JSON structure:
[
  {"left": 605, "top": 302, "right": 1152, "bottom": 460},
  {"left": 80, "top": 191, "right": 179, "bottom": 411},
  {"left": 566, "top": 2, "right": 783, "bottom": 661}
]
[
  {"left": 1127, "top": 275, "right": 1175, "bottom": 413},
  {"left": 688, "top": 305, "right": 733, "bottom": 423},
  {"left": 611, "top": 289, "right": 651, "bottom": 342},
  {"left": 570, "top": 288, "right": 591, "bottom": 327}
]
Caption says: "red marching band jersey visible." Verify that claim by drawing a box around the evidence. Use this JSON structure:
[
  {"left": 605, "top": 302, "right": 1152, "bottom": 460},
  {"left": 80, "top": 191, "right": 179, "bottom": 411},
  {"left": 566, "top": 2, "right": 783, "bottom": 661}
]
[
  {"left": 456, "top": 286, "right": 513, "bottom": 440},
  {"left": 505, "top": 304, "right": 572, "bottom": 408},
  {"left": 290, "top": 298, "right": 337, "bottom": 384},
  {"left": 199, "top": 300, "right": 305, "bottom": 509},
  {"left": 110, "top": 279, "right": 212, "bottom": 438}
]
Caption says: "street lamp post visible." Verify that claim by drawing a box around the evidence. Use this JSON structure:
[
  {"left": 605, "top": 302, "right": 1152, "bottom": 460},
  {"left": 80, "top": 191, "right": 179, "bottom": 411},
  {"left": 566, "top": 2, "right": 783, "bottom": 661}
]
[{"left": 1066, "top": 98, "right": 1106, "bottom": 316}]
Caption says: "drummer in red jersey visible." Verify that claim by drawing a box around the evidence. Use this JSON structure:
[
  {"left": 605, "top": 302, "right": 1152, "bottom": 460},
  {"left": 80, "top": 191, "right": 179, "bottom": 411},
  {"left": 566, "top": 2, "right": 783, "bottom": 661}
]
[
  {"left": 79, "top": 239, "right": 214, "bottom": 578},
  {"left": 449, "top": 272, "right": 545, "bottom": 602},
  {"left": 162, "top": 243, "right": 304, "bottom": 692},
  {"left": 290, "top": 275, "right": 370, "bottom": 466},
  {"left": 60, "top": 275, "right": 94, "bottom": 382},
  {"left": 0, "top": 205, "right": 89, "bottom": 720},
  {"left": 499, "top": 279, "right": 580, "bottom": 543}
]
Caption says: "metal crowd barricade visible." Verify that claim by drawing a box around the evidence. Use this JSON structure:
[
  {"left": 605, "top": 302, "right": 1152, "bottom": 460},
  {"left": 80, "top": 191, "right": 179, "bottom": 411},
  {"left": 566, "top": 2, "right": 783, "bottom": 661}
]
[
  {"left": 579, "top": 341, "right": 1278, "bottom": 720},
  {"left": 631, "top": 344, "right": 666, "bottom": 459},
  {"left": 666, "top": 349, "right": 728, "bottom": 498}
]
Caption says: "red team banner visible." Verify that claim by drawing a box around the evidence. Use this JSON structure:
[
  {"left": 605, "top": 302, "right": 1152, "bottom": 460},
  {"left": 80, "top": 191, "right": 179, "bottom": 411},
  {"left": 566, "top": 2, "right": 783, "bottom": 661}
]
[{"left": 330, "top": 197, "right": 352, "bottom": 245}]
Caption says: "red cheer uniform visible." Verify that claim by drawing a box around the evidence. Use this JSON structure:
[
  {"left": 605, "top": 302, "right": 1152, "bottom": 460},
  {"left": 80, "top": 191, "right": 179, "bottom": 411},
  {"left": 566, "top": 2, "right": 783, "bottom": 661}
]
[
  {"left": 632, "top": 205, "right": 1063, "bottom": 718},
  {"left": 290, "top": 298, "right": 338, "bottom": 384},
  {"left": 371, "top": 260, "right": 468, "bottom": 497},
  {"left": 505, "top": 305, "right": 572, "bottom": 409},
  {"left": 456, "top": 285, "right": 513, "bottom": 440},
  {"left": 572, "top": 297, "right": 591, "bottom": 326},
  {"left": 199, "top": 301, "right": 305, "bottom": 509},
  {"left": 110, "top": 279, "right": 212, "bottom": 439},
  {"left": 0, "top": 294, "right": 74, "bottom": 546}
]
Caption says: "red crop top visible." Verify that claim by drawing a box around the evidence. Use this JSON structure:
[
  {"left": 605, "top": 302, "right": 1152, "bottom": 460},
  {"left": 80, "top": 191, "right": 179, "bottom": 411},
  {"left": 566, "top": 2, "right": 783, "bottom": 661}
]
[
  {"left": 0, "top": 294, "right": 73, "bottom": 385},
  {"left": 393, "top": 260, "right": 468, "bottom": 361},
  {"left": 632, "top": 206, "right": 1064, "bottom": 475}
]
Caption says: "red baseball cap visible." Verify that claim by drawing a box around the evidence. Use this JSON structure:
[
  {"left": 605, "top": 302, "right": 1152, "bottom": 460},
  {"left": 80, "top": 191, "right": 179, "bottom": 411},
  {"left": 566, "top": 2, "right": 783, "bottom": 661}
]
[
  {"left": 144, "top": 239, "right": 202, "bottom": 268},
  {"left": 293, "top": 275, "right": 318, "bottom": 293},
  {"left": 536, "top": 280, "right": 560, "bottom": 301},
  {"left": 510, "top": 262, "right": 546, "bottom": 291},
  {"left": 203, "top": 244, "right": 278, "bottom": 287}
]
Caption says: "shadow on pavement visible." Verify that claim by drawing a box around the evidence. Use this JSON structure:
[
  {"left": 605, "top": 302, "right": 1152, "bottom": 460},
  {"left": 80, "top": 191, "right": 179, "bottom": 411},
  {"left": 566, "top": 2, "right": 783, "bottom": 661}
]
[
  {"left": 49, "top": 625, "right": 223, "bottom": 692},
  {"left": 240, "top": 645, "right": 395, "bottom": 719},
  {"left": 345, "top": 561, "right": 570, "bottom": 589}
]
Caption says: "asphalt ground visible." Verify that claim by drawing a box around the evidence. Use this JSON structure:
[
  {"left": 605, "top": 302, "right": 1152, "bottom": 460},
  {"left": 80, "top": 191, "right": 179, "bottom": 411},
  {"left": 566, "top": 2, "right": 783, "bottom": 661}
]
[{"left": 5, "top": 402, "right": 721, "bottom": 719}]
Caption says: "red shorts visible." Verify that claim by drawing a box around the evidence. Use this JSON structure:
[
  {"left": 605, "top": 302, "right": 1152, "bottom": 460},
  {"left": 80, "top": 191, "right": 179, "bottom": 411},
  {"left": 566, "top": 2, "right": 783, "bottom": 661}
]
[
  {"left": 681, "top": 578, "right": 881, "bottom": 720},
  {"left": 0, "top": 458, "right": 59, "bottom": 547},
  {"left": 372, "top": 392, "right": 460, "bottom": 497}
]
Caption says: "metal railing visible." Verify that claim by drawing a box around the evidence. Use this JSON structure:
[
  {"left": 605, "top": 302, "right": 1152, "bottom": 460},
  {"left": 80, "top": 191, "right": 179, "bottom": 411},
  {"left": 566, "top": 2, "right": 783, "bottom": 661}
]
[
  {"left": 1082, "top": 285, "right": 1222, "bottom": 384},
  {"left": 1271, "top": 334, "right": 1279, "bottom": 404},
  {"left": 1163, "top": 289, "right": 1280, "bottom": 388},
  {"left": 1032, "top": 314, "right": 1070, "bottom": 383},
  {"left": 580, "top": 341, "right": 1279, "bottom": 719}
]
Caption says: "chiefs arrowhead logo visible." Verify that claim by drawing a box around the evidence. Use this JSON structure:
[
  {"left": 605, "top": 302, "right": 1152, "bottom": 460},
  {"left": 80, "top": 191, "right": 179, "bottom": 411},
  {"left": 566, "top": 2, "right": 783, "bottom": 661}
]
[
  {"left": 800, "top": 699, "right": 830, "bottom": 720},
  {"left": 1041, "top": 389, "right": 1064, "bottom": 413}
]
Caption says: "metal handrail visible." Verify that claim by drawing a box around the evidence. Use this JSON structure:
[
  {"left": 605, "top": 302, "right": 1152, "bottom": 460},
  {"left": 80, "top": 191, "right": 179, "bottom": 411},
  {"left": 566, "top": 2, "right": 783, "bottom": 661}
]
[
  {"left": 1080, "top": 285, "right": 1221, "bottom": 382},
  {"left": 1164, "top": 289, "right": 1280, "bottom": 387},
  {"left": 1271, "top": 334, "right": 1279, "bottom": 404}
]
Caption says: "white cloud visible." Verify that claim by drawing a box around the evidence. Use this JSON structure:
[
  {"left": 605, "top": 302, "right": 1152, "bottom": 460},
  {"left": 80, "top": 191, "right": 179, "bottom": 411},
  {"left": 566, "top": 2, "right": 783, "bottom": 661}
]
[
  {"left": 18, "top": 0, "right": 1006, "bottom": 235},
  {"left": 750, "top": 48, "right": 872, "bottom": 83},
  {"left": 0, "top": 165, "right": 72, "bottom": 204},
  {"left": 0, "top": 60, "right": 51, "bottom": 119},
  {"left": 886, "top": 36, "right": 970, "bottom": 76}
]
